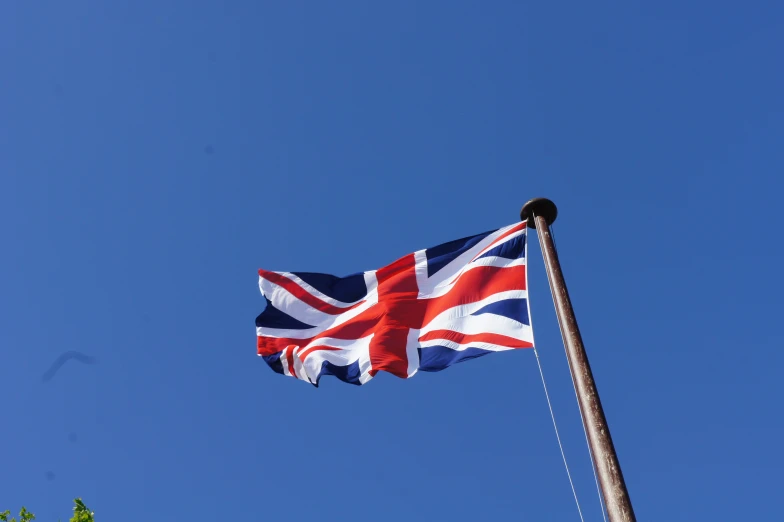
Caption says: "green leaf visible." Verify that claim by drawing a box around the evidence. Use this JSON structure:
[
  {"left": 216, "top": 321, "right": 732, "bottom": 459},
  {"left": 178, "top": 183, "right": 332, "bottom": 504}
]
[
  {"left": 68, "top": 499, "right": 93, "bottom": 522},
  {"left": 18, "top": 508, "right": 34, "bottom": 522}
]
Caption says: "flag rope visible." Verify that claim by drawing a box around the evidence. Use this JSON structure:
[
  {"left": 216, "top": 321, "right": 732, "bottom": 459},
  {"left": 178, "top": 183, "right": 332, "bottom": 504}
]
[
  {"left": 532, "top": 344, "right": 587, "bottom": 522},
  {"left": 528, "top": 218, "right": 586, "bottom": 522},
  {"left": 546, "top": 222, "right": 608, "bottom": 522}
]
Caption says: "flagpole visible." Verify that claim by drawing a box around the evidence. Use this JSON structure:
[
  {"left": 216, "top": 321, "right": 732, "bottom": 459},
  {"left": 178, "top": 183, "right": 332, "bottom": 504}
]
[{"left": 521, "top": 198, "right": 637, "bottom": 522}]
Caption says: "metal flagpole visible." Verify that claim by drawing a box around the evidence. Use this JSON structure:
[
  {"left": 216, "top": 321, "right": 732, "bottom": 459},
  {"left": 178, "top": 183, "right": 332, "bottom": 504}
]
[{"left": 520, "top": 198, "right": 637, "bottom": 522}]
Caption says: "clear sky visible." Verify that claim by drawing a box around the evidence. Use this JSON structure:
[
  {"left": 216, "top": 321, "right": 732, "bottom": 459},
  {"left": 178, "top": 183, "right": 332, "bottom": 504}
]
[{"left": 2, "top": 1, "right": 783, "bottom": 521}]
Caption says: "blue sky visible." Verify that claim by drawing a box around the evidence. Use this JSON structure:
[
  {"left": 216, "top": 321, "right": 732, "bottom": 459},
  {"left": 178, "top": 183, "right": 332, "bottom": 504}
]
[{"left": 2, "top": 1, "right": 783, "bottom": 520}]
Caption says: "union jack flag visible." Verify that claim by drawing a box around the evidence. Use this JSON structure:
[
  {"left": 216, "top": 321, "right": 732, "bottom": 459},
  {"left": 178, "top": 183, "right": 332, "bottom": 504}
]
[{"left": 256, "top": 222, "right": 534, "bottom": 386}]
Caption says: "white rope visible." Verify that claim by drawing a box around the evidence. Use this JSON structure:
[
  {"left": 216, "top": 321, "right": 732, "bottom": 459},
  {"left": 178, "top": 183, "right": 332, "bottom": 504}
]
[
  {"left": 533, "top": 345, "right": 587, "bottom": 522},
  {"left": 548, "top": 224, "right": 609, "bottom": 522},
  {"left": 526, "top": 220, "right": 586, "bottom": 522}
]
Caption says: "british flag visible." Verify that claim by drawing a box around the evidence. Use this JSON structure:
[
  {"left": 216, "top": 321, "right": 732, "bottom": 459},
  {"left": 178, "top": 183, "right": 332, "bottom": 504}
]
[{"left": 256, "top": 222, "right": 534, "bottom": 386}]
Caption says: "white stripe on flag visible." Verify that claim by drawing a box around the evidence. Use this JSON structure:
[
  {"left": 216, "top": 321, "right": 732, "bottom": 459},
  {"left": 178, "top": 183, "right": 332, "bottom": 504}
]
[
  {"left": 423, "top": 258, "right": 526, "bottom": 300},
  {"left": 417, "top": 338, "right": 521, "bottom": 352},
  {"left": 420, "top": 290, "right": 530, "bottom": 329},
  {"left": 414, "top": 223, "right": 521, "bottom": 296},
  {"left": 406, "top": 328, "right": 420, "bottom": 378},
  {"left": 279, "top": 272, "right": 372, "bottom": 307},
  {"left": 297, "top": 335, "right": 374, "bottom": 384},
  {"left": 258, "top": 277, "right": 336, "bottom": 326},
  {"left": 420, "top": 314, "right": 533, "bottom": 341},
  {"left": 256, "top": 288, "right": 379, "bottom": 339}
]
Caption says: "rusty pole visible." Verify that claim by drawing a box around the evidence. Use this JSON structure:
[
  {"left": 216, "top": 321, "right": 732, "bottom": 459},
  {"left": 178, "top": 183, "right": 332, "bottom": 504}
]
[{"left": 520, "top": 198, "right": 636, "bottom": 522}]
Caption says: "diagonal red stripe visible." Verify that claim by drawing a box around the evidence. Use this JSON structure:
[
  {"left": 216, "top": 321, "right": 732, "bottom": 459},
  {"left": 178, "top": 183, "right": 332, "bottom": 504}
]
[
  {"left": 418, "top": 330, "right": 533, "bottom": 349},
  {"left": 470, "top": 222, "right": 526, "bottom": 261},
  {"left": 259, "top": 269, "right": 364, "bottom": 315}
]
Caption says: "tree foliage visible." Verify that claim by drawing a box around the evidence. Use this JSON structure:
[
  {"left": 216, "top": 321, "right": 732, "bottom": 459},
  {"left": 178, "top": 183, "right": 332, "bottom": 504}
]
[
  {"left": 69, "top": 499, "right": 94, "bottom": 522},
  {"left": 1, "top": 498, "right": 94, "bottom": 522},
  {"left": 0, "top": 507, "right": 34, "bottom": 522}
]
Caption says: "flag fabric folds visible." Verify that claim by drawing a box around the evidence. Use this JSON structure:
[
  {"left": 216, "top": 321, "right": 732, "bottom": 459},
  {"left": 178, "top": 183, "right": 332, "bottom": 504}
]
[{"left": 256, "top": 222, "right": 534, "bottom": 386}]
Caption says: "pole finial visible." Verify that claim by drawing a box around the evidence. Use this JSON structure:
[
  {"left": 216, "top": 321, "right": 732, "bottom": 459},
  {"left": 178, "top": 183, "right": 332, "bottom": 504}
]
[{"left": 520, "top": 198, "right": 558, "bottom": 229}]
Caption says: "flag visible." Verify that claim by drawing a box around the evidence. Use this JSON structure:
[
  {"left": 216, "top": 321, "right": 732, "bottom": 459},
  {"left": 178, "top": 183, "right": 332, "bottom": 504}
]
[{"left": 256, "top": 222, "right": 533, "bottom": 386}]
